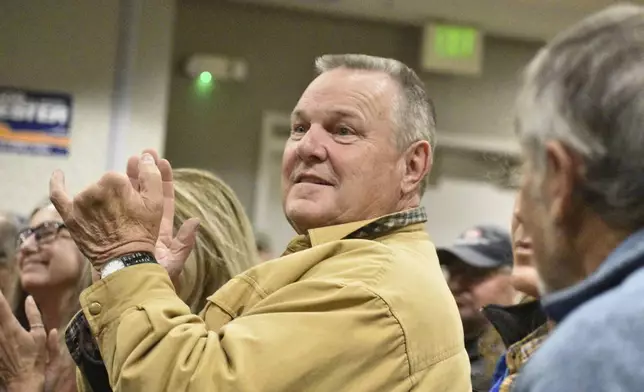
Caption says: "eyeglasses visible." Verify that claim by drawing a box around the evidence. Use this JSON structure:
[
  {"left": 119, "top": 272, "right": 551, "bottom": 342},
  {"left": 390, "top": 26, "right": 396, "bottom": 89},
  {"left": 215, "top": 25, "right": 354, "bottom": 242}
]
[{"left": 17, "top": 221, "right": 67, "bottom": 247}]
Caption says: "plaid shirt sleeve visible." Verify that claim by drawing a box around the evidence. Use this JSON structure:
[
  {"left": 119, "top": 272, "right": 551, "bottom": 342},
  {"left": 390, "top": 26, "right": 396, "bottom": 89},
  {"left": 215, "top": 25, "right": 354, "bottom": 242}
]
[{"left": 66, "top": 311, "right": 112, "bottom": 392}]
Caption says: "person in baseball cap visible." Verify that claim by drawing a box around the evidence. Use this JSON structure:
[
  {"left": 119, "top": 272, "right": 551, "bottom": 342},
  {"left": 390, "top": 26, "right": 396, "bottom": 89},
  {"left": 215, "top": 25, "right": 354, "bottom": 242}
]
[{"left": 438, "top": 225, "right": 516, "bottom": 392}]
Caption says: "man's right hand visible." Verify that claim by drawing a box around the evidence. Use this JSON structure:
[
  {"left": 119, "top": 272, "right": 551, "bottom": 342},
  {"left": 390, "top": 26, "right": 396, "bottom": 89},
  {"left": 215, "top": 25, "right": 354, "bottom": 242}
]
[{"left": 125, "top": 150, "right": 200, "bottom": 290}]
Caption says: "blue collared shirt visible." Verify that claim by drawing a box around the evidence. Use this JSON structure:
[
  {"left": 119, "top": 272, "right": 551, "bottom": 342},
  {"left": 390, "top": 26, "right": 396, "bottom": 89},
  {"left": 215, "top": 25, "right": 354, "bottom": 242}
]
[{"left": 514, "top": 228, "right": 644, "bottom": 391}]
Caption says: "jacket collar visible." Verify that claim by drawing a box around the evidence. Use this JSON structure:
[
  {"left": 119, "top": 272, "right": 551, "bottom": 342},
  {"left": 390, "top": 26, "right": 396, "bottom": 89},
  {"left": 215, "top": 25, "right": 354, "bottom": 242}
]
[
  {"left": 308, "top": 206, "right": 428, "bottom": 246},
  {"left": 308, "top": 219, "right": 379, "bottom": 246},
  {"left": 542, "top": 228, "right": 644, "bottom": 322},
  {"left": 282, "top": 207, "right": 427, "bottom": 255}
]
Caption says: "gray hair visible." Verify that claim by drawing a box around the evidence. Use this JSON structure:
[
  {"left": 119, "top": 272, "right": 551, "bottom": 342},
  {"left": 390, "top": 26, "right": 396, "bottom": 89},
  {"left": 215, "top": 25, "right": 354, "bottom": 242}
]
[
  {"left": 315, "top": 54, "right": 436, "bottom": 194},
  {"left": 516, "top": 4, "right": 644, "bottom": 230}
]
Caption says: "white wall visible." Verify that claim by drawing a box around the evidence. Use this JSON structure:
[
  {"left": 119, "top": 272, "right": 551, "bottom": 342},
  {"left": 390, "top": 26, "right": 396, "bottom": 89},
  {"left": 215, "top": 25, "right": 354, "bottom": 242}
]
[
  {"left": 423, "top": 179, "right": 516, "bottom": 247},
  {"left": 0, "top": 0, "right": 175, "bottom": 216},
  {"left": 424, "top": 37, "right": 539, "bottom": 139}
]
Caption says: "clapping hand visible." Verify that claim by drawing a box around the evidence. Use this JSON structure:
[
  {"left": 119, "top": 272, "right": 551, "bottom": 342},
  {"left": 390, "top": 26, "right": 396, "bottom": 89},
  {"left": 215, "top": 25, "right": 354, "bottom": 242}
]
[
  {"left": 49, "top": 152, "right": 163, "bottom": 267},
  {"left": 125, "top": 150, "right": 199, "bottom": 288},
  {"left": 51, "top": 149, "right": 199, "bottom": 286},
  {"left": 0, "top": 293, "right": 59, "bottom": 392}
]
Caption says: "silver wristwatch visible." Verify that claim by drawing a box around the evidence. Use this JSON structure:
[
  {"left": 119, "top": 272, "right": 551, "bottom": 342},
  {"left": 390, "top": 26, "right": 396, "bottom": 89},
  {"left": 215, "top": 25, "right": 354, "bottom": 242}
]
[{"left": 100, "top": 252, "right": 157, "bottom": 279}]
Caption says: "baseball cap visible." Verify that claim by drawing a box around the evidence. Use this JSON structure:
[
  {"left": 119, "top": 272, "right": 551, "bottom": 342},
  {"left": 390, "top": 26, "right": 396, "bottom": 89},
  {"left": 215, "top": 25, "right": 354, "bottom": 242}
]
[{"left": 437, "top": 225, "right": 513, "bottom": 269}]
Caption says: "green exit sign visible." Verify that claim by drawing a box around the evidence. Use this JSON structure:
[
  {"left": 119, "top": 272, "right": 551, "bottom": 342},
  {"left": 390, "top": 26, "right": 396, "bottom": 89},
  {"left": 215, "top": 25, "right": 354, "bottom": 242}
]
[
  {"left": 434, "top": 25, "right": 477, "bottom": 58},
  {"left": 421, "top": 23, "right": 483, "bottom": 76}
]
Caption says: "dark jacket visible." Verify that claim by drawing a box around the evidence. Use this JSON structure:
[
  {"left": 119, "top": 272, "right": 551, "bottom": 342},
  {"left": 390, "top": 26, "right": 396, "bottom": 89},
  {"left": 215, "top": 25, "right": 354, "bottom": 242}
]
[{"left": 482, "top": 300, "right": 548, "bottom": 392}]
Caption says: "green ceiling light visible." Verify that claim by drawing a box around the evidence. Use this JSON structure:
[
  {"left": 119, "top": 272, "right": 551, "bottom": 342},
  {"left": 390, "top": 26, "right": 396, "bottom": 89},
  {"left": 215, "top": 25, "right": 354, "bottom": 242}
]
[{"left": 199, "top": 71, "right": 213, "bottom": 84}]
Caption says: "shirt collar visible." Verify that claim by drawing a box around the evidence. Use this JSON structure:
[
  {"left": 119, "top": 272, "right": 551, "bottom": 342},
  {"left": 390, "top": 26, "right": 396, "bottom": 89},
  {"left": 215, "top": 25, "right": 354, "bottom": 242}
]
[
  {"left": 542, "top": 227, "right": 644, "bottom": 322},
  {"left": 283, "top": 207, "right": 427, "bottom": 255},
  {"left": 309, "top": 206, "right": 427, "bottom": 246},
  {"left": 505, "top": 322, "right": 550, "bottom": 373}
]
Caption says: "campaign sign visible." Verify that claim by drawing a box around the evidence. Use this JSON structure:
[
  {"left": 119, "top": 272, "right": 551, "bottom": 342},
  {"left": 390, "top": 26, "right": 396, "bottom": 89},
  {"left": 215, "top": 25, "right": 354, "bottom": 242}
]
[{"left": 0, "top": 87, "right": 73, "bottom": 156}]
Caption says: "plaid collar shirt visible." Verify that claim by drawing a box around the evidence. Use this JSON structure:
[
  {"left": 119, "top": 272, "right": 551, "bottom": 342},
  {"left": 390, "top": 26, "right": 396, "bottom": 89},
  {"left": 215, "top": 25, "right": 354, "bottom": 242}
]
[
  {"left": 498, "top": 322, "right": 551, "bottom": 392},
  {"left": 66, "top": 207, "right": 428, "bottom": 391}
]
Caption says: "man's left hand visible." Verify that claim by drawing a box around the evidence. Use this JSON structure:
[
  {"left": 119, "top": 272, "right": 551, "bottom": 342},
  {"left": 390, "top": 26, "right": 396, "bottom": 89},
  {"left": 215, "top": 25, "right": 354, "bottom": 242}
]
[{"left": 49, "top": 152, "right": 164, "bottom": 267}]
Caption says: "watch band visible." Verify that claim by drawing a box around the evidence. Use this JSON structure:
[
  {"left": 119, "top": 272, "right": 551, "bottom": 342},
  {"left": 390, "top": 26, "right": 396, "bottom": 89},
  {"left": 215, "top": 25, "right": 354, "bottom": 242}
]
[{"left": 100, "top": 252, "right": 157, "bottom": 279}]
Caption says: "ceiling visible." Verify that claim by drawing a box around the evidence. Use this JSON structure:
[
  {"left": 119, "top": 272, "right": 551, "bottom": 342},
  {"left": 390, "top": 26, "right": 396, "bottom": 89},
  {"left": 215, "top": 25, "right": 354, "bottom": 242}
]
[{"left": 227, "top": 0, "right": 632, "bottom": 41}]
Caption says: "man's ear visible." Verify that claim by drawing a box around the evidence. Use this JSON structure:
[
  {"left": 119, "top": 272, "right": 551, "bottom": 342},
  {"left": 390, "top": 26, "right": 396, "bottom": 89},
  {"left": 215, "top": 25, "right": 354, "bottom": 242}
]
[
  {"left": 400, "top": 140, "right": 431, "bottom": 194},
  {"left": 543, "top": 141, "right": 578, "bottom": 224}
]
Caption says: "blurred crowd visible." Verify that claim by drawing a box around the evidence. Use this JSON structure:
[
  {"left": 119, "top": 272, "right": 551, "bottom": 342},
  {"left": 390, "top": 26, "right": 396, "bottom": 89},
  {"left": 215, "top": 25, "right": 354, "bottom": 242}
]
[{"left": 2, "top": 3, "right": 644, "bottom": 392}]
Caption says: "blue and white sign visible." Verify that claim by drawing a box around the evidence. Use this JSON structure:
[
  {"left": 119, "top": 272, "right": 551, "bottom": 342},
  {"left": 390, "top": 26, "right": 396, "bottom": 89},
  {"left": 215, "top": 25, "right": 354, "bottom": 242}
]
[{"left": 0, "top": 87, "right": 73, "bottom": 156}]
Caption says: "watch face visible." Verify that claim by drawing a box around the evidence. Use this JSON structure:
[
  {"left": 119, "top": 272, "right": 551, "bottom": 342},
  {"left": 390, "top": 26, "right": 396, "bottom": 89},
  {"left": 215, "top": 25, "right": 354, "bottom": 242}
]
[
  {"left": 100, "top": 253, "right": 156, "bottom": 279},
  {"left": 102, "top": 260, "right": 126, "bottom": 278}
]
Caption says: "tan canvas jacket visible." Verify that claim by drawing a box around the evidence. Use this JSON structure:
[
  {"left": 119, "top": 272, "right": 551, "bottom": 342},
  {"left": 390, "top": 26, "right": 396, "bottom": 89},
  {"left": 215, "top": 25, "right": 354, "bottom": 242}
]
[{"left": 72, "top": 209, "right": 470, "bottom": 391}]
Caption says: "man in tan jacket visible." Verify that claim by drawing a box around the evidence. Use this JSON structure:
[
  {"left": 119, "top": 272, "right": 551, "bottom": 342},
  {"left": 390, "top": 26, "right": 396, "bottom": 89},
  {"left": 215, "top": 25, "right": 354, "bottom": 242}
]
[{"left": 46, "top": 54, "right": 469, "bottom": 391}]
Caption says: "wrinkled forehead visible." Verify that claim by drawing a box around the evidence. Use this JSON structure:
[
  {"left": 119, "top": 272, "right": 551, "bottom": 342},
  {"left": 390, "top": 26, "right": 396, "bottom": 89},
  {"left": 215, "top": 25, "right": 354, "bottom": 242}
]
[
  {"left": 309, "top": 68, "right": 394, "bottom": 92},
  {"left": 294, "top": 68, "right": 398, "bottom": 122}
]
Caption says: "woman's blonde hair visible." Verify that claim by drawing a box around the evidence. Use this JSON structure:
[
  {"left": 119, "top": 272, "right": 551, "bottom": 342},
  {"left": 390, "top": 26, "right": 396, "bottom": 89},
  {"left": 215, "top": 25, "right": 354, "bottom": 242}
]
[{"left": 173, "top": 168, "right": 259, "bottom": 313}]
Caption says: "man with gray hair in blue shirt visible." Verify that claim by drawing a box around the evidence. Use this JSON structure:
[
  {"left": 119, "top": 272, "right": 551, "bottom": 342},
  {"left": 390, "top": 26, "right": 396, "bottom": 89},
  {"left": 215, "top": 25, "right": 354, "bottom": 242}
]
[{"left": 512, "top": 4, "right": 644, "bottom": 391}]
